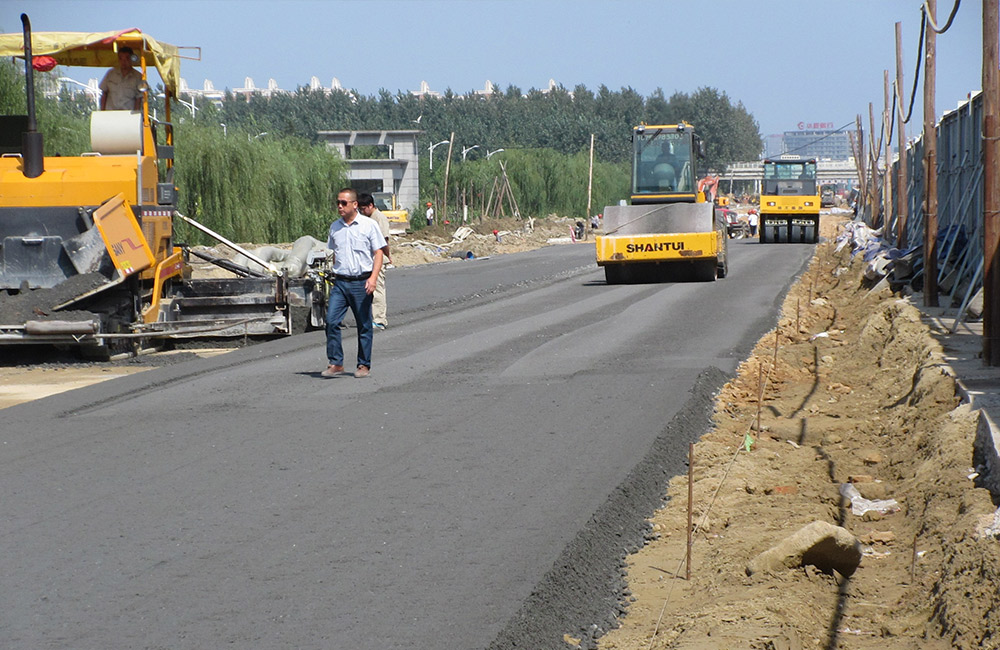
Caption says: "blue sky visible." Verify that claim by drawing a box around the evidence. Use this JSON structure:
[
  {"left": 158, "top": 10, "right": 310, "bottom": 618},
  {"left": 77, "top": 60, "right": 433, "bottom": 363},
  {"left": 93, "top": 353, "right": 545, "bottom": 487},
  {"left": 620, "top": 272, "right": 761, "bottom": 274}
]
[{"left": 5, "top": 0, "right": 987, "bottom": 138}]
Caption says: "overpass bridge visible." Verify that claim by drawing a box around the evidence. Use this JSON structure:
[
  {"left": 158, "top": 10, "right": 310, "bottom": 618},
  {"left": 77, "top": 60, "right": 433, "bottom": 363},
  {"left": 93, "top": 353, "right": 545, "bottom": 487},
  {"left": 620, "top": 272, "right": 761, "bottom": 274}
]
[{"left": 721, "top": 159, "right": 860, "bottom": 192}]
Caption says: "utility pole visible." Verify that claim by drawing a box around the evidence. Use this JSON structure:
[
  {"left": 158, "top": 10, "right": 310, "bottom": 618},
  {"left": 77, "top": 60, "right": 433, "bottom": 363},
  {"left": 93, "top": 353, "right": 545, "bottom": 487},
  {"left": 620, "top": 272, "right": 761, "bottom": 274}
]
[
  {"left": 442, "top": 132, "right": 454, "bottom": 226},
  {"left": 883, "top": 70, "right": 892, "bottom": 235},
  {"left": 895, "top": 22, "right": 909, "bottom": 248},
  {"left": 868, "top": 103, "right": 880, "bottom": 225},
  {"left": 923, "top": 0, "right": 939, "bottom": 307},
  {"left": 984, "top": 0, "right": 1000, "bottom": 365},
  {"left": 586, "top": 133, "right": 595, "bottom": 240}
]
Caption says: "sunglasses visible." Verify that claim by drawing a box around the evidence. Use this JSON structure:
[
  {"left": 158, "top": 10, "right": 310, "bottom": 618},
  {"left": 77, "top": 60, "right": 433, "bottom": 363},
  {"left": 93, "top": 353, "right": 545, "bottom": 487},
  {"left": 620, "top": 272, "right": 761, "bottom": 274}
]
[{"left": 337, "top": 199, "right": 355, "bottom": 206}]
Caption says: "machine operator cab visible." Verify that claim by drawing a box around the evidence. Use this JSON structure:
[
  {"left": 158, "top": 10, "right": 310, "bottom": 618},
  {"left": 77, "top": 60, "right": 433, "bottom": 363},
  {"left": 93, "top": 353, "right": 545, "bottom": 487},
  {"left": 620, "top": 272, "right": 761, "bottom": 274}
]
[{"left": 631, "top": 123, "right": 706, "bottom": 205}]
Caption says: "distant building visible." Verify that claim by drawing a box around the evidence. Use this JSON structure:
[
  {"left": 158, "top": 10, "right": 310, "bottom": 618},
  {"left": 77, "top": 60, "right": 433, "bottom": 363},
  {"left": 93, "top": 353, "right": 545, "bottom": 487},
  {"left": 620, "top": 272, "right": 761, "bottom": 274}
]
[
  {"left": 410, "top": 80, "right": 442, "bottom": 99},
  {"left": 317, "top": 130, "right": 421, "bottom": 213},
  {"left": 765, "top": 123, "right": 856, "bottom": 161}
]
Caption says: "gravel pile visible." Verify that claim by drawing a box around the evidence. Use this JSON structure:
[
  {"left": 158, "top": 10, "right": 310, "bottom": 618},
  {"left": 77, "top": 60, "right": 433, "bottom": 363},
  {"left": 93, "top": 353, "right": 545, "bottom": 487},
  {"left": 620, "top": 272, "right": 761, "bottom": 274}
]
[{"left": 0, "top": 273, "right": 109, "bottom": 324}]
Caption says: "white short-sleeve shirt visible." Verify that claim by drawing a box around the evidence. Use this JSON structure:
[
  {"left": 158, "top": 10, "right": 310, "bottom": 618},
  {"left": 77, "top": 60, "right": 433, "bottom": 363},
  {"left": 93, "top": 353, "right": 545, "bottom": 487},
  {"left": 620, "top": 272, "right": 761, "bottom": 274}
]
[
  {"left": 327, "top": 215, "right": 387, "bottom": 276},
  {"left": 99, "top": 67, "right": 143, "bottom": 111}
]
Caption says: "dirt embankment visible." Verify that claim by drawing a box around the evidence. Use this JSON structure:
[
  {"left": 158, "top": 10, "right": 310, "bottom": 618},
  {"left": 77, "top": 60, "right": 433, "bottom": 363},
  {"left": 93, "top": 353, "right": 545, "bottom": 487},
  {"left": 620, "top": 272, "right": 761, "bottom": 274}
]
[{"left": 596, "top": 215, "right": 1000, "bottom": 649}]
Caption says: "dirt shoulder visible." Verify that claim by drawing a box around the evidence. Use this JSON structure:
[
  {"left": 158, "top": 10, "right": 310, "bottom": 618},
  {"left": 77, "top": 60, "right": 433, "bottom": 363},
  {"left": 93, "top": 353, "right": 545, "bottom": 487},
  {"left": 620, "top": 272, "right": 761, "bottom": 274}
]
[{"left": 596, "top": 215, "right": 999, "bottom": 649}]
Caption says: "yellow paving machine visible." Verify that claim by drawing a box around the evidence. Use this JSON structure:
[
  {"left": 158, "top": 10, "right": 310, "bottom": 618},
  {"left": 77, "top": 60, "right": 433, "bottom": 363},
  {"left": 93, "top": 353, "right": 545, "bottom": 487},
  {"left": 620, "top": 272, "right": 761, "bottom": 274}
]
[
  {"left": 595, "top": 123, "right": 728, "bottom": 283},
  {"left": 0, "top": 16, "right": 322, "bottom": 356}
]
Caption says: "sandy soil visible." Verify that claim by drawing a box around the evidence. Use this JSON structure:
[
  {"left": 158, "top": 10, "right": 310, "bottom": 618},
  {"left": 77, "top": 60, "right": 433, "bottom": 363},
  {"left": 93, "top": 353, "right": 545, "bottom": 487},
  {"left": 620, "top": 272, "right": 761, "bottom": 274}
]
[{"left": 595, "top": 215, "right": 1000, "bottom": 649}]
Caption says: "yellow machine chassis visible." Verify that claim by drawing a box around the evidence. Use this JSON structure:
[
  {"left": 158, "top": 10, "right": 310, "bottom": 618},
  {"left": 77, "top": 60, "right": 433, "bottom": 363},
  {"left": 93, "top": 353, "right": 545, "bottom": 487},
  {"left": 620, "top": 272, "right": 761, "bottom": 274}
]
[
  {"left": 759, "top": 194, "right": 820, "bottom": 217},
  {"left": 595, "top": 230, "right": 722, "bottom": 265}
]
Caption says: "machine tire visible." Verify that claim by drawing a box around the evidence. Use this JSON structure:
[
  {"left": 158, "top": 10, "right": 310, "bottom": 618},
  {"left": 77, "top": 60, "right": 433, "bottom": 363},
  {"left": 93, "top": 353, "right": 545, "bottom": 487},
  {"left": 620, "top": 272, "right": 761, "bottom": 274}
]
[{"left": 692, "top": 259, "right": 717, "bottom": 282}]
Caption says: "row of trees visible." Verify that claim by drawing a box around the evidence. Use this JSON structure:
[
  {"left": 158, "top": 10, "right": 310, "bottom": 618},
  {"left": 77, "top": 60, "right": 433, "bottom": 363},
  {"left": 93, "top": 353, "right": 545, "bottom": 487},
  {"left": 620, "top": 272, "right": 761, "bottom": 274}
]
[
  {"left": 212, "top": 82, "right": 762, "bottom": 221},
  {"left": 215, "top": 83, "right": 763, "bottom": 173}
]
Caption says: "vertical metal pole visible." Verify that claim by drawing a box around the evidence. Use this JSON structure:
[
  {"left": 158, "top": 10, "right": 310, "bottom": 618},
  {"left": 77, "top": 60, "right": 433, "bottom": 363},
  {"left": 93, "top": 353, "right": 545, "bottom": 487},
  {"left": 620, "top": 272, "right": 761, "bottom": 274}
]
[
  {"left": 895, "top": 22, "right": 909, "bottom": 248},
  {"left": 686, "top": 442, "right": 694, "bottom": 581},
  {"left": 924, "top": 0, "right": 939, "bottom": 307},
  {"left": 984, "top": 0, "right": 1000, "bottom": 365}
]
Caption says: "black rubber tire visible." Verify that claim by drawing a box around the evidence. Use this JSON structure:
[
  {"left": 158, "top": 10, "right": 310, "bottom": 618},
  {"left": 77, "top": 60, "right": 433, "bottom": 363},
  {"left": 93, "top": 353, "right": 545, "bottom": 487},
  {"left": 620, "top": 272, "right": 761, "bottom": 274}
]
[{"left": 692, "top": 259, "right": 717, "bottom": 282}]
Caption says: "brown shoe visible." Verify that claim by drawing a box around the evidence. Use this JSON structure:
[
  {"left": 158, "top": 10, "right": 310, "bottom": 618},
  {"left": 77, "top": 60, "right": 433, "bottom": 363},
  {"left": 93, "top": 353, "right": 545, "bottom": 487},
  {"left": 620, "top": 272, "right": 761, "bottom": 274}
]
[
  {"left": 354, "top": 365, "right": 370, "bottom": 379},
  {"left": 321, "top": 364, "right": 345, "bottom": 378}
]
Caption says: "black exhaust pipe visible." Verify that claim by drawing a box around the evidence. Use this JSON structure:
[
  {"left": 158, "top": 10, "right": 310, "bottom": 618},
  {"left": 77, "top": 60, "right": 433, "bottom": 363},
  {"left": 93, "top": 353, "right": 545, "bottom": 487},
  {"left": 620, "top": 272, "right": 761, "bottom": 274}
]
[{"left": 21, "top": 13, "right": 44, "bottom": 179}]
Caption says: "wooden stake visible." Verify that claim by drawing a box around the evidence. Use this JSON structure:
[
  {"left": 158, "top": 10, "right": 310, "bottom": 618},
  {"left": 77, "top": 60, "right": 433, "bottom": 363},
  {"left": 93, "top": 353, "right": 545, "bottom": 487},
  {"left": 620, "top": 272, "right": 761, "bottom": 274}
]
[
  {"left": 686, "top": 442, "right": 694, "bottom": 581},
  {"left": 756, "top": 358, "right": 764, "bottom": 434}
]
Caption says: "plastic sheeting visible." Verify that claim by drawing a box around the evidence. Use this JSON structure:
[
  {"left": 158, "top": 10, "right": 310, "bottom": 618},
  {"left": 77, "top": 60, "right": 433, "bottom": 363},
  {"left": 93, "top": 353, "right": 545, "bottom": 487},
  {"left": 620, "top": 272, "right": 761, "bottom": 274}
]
[{"left": 0, "top": 29, "right": 181, "bottom": 94}]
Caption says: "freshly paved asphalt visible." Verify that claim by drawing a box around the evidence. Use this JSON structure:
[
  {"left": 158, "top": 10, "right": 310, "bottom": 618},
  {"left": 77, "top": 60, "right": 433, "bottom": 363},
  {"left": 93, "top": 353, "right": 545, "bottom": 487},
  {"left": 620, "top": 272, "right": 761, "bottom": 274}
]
[{"left": 0, "top": 238, "right": 813, "bottom": 649}]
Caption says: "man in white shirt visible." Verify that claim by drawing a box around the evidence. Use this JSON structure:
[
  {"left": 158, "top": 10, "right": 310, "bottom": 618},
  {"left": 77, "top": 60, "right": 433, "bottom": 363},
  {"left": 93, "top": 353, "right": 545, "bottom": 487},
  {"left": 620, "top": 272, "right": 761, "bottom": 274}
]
[
  {"left": 99, "top": 47, "right": 143, "bottom": 111},
  {"left": 322, "top": 189, "right": 387, "bottom": 379}
]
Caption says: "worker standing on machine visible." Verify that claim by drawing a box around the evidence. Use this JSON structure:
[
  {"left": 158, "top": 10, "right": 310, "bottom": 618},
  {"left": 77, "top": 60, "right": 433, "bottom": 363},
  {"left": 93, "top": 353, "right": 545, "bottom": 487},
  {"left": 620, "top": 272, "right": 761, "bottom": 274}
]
[{"left": 99, "top": 46, "right": 142, "bottom": 111}]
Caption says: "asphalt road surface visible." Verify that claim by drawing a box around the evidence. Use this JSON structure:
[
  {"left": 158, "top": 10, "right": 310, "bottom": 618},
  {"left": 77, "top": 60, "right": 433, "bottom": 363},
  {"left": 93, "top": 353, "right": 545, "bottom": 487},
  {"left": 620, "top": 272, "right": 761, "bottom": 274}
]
[{"left": 0, "top": 239, "right": 813, "bottom": 649}]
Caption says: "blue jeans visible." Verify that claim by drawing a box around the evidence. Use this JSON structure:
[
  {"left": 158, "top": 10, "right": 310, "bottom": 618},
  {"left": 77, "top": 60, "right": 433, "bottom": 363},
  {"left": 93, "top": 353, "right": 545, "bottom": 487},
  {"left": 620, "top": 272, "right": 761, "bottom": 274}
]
[{"left": 326, "top": 279, "right": 373, "bottom": 369}]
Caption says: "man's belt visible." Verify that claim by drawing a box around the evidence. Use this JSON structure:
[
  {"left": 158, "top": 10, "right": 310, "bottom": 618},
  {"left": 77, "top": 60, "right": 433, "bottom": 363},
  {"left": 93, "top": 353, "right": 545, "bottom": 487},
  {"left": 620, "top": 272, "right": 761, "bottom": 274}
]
[{"left": 333, "top": 272, "right": 372, "bottom": 282}]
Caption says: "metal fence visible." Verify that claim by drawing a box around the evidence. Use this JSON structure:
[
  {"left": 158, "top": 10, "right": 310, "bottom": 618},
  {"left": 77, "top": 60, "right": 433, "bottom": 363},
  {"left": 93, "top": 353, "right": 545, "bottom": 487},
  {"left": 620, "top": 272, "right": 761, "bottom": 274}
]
[{"left": 885, "top": 90, "right": 984, "bottom": 320}]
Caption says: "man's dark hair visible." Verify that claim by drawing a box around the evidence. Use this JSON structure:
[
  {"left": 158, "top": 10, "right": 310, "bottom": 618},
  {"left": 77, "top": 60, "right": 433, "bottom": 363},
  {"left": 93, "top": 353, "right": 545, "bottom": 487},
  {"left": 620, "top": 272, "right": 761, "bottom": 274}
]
[
  {"left": 357, "top": 192, "right": 374, "bottom": 208},
  {"left": 338, "top": 188, "right": 358, "bottom": 202}
]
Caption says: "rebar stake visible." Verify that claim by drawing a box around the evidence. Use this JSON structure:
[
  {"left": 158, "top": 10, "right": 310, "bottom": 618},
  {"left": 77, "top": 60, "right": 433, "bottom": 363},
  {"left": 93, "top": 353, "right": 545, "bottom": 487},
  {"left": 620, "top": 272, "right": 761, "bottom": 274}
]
[{"left": 686, "top": 442, "right": 694, "bottom": 581}]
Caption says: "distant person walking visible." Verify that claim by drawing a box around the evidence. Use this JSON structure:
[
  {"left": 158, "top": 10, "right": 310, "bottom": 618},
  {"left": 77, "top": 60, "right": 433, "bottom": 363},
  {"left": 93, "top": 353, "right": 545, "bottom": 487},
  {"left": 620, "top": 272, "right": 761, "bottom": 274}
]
[
  {"left": 748, "top": 209, "right": 759, "bottom": 237},
  {"left": 322, "top": 189, "right": 386, "bottom": 379},
  {"left": 357, "top": 193, "right": 392, "bottom": 330},
  {"left": 425, "top": 202, "right": 434, "bottom": 227}
]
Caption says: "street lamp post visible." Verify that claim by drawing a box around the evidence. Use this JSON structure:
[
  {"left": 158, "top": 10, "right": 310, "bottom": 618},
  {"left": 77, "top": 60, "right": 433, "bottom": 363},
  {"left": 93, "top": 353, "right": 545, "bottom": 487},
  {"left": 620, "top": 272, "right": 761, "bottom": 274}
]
[
  {"left": 156, "top": 92, "right": 197, "bottom": 118},
  {"left": 57, "top": 77, "right": 100, "bottom": 108},
  {"left": 461, "top": 144, "right": 480, "bottom": 161},
  {"left": 486, "top": 148, "right": 505, "bottom": 160},
  {"left": 429, "top": 139, "right": 449, "bottom": 171}
]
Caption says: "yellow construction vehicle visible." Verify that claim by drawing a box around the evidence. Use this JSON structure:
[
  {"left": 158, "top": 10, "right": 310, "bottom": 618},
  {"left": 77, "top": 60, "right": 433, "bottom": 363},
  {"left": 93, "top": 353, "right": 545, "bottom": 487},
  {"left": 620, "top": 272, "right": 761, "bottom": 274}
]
[
  {"left": 595, "top": 123, "right": 728, "bottom": 283},
  {"left": 372, "top": 191, "right": 410, "bottom": 234},
  {"left": 759, "top": 156, "right": 820, "bottom": 243},
  {"left": 0, "top": 15, "right": 316, "bottom": 356}
]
